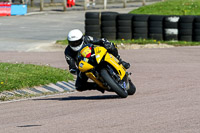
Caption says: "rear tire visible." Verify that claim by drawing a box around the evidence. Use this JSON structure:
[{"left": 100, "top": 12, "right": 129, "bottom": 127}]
[{"left": 100, "top": 69, "right": 128, "bottom": 98}]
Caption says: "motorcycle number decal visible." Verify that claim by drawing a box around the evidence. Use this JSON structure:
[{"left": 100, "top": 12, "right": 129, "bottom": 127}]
[
  {"left": 80, "top": 46, "right": 91, "bottom": 58},
  {"left": 123, "top": 82, "right": 126, "bottom": 88},
  {"left": 80, "top": 63, "right": 84, "bottom": 68},
  {"left": 96, "top": 55, "right": 100, "bottom": 58}
]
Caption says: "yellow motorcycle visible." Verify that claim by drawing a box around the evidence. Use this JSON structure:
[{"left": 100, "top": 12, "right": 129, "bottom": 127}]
[{"left": 78, "top": 44, "right": 136, "bottom": 98}]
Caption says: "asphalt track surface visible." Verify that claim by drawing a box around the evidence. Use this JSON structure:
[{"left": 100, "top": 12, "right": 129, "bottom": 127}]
[{"left": 0, "top": 46, "right": 200, "bottom": 133}]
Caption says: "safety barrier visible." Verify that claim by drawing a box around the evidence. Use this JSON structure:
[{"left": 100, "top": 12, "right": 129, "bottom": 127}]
[
  {"left": 85, "top": 12, "right": 200, "bottom": 42},
  {"left": 11, "top": 5, "right": 27, "bottom": 16},
  {"left": 67, "top": 0, "right": 75, "bottom": 7},
  {"left": 0, "top": 2, "right": 11, "bottom": 16}
]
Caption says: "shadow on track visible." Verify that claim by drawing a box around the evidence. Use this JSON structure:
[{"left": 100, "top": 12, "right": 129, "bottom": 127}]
[
  {"left": 17, "top": 125, "right": 42, "bottom": 128},
  {"left": 34, "top": 95, "right": 120, "bottom": 101}
]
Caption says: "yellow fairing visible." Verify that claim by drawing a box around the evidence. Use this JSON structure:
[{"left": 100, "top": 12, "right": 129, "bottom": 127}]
[
  {"left": 104, "top": 53, "right": 126, "bottom": 80},
  {"left": 85, "top": 72, "right": 108, "bottom": 89},
  {"left": 94, "top": 47, "right": 107, "bottom": 64},
  {"left": 78, "top": 60, "right": 94, "bottom": 72}
]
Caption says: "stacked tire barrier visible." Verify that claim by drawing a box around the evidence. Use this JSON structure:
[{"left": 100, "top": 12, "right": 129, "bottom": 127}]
[
  {"left": 148, "top": 15, "right": 164, "bottom": 40},
  {"left": 178, "top": 16, "right": 194, "bottom": 41},
  {"left": 101, "top": 12, "right": 118, "bottom": 40},
  {"left": 85, "top": 12, "right": 101, "bottom": 38},
  {"left": 117, "top": 14, "right": 133, "bottom": 40},
  {"left": 85, "top": 12, "right": 200, "bottom": 42},
  {"left": 132, "top": 15, "right": 149, "bottom": 39},
  {"left": 193, "top": 16, "right": 200, "bottom": 42},
  {"left": 164, "top": 16, "right": 179, "bottom": 41}
]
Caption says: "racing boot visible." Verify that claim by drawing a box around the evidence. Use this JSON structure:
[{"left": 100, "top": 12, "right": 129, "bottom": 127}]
[
  {"left": 85, "top": 82, "right": 105, "bottom": 93},
  {"left": 94, "top": 84, "right": 105, "bottom": 93},
  {"left": 117, "top": 56, "right": 130, "bottom": 69}
]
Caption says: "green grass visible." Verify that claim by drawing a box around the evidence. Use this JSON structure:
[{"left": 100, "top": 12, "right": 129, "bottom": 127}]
[
  {"left": 112, "top": 39, "right": 200, "bottom": 46},
  {"left": 56, "top": 39, "right": 68, "bottom": 45},
  {"left": 0, "top": 63, "right": 73, "bottom": 92},
  {"left": 56, "top": 38, "right": 200, "bottom": 47},
  {"left": 130, "top": 0, "right": 200, "bottom": 15}
]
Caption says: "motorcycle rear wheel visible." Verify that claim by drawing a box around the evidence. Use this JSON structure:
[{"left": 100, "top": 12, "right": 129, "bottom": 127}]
[{"left": 100, "top": 68, "right": 128, "bottom": 98}]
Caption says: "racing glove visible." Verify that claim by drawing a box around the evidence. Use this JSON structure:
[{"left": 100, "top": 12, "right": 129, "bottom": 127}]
[{"left": 102, "top": 39, "right": 117, "bottom": 49}]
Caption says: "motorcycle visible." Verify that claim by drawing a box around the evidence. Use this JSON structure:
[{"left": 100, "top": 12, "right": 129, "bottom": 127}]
[{"left": 78, "top": 44, "right": 136, "bottom": 98}]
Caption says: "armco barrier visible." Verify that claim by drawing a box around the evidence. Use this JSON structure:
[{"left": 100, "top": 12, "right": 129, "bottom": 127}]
[
  {"left": 0, "top": 2, "right": 11, "bottom": 16},
  {"left": 85, "top": 12, "right": 200, "bottom": 42}
]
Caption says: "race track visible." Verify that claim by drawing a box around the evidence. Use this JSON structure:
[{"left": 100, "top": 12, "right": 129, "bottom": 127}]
[{"left": 0, "top": 46, "right": 200, "bottom": 133}]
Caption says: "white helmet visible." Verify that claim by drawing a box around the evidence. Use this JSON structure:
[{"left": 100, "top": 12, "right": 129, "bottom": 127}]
[{"left": 67, "top": 29, "right": 84, "bottom": 51}]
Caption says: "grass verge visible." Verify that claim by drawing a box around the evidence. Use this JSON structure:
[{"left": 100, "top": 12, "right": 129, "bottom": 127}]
[
  {"left": 56, "top": 38, "right": 200, "bottom": 47},
  {"left": 0, "top": 63, "right": 73, "bottom": 92},
  {"left": 0, "top": 91, "right": 72, "bottom": 101},
  {"left": 130, "top": 0, "right": 200, "bottom": 15},
  {"left": 56, "top": 39, "right": 68, "bottom": 45},
  {"left": 112, "top": 39, "right": 200, "bottom": 46}
]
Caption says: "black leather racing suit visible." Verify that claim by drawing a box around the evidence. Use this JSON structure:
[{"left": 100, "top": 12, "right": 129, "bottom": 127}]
[{"left": 64, "top": 35, "right": 119, "bottom": 91}]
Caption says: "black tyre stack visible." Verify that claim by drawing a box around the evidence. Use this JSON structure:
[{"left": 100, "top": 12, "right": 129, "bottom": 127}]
[
  {"left": 164, "top": 16, "right": 180, "bottom": 41},
  {"left": 101, "top": 12, "right": 118, "bottom": 40},
  {"left": 116, "top": 14, "right": 134, "bottom": 40},
  {"left": 132, "top": 15, "right": 149, "bottom": 39},
  {"left": 148, "top": 15, "right": 165, "bottom": 40},
  {"left": 85, "top": 12, "right": 101, "bottom": 38},
  {"left": 178, "top": 16, "right": 195, "bottom": 41},
  {"left": 193, "top": 16, "right": 200, "bottom": 42}
]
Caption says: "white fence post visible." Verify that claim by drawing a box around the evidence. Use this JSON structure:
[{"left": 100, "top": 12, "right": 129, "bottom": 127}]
[
  {"left": 40, "top": 0, "right": 44, "bottom": 11},
  {"left": 104, "top": 0, "right": 107, "bottom": 10},
  {"left": 31, "top": 0, "right": 34, "bottom": 7},
  {"left": 123, "top": 0, "right": 127, "bottom": 8},
  {"left": 84, "top": 0, "right": 87, "bottom": 10},
  {"left": 142, "top": 0, "right": 146, "bottom": 6},
  {"left": 63, "top": 0, "right": 67, "bottom": 11}
]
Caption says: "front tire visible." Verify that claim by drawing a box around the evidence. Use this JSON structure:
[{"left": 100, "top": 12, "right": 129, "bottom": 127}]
[
  {"left": 127, "top": 80, "right": 136, "bottom": 95},
  {"left": 100, "top": 69, "right": 128, "bottom": 98}
]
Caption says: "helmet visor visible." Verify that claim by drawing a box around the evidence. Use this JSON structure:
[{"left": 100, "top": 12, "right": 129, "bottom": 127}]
[{"left": 68, "top": 37, "right": 83, "bottom": 47}]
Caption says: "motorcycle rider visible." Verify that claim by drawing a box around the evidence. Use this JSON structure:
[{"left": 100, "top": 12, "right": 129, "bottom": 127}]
[{"left": 64, "top": 29, "right": 130, "bottom": 92}]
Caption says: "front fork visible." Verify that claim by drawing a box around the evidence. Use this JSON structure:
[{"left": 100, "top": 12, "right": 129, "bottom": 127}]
[
  {"left": 107, "top": 65, "right": 131, "bottom": 91},
  {"left": 85, "top": 72, "right": 108, "bottom": 90}
]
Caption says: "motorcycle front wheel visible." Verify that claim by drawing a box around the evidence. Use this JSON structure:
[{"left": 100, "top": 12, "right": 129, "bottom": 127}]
[
  {"left": 100, "top": 68, "right": 128, "bottom": 98},
  {"left": 127, "top": 80, "right": 136, "bottom": 95}
]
